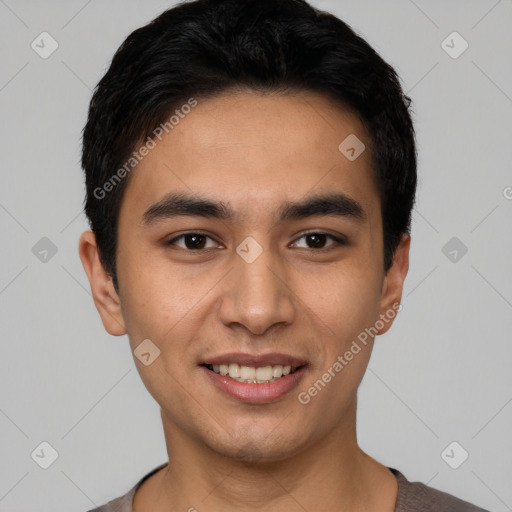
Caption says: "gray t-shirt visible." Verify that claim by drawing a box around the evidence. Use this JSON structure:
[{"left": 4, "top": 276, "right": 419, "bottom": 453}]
[{"left": 86, "top": 463, "right": 491, "bottom": 512}]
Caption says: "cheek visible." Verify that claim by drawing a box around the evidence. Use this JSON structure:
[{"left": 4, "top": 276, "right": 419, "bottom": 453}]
[
  {"left": 302, "top": 262, "right": 382, "bottom": 336},
  {"left": 296, "top": 275, "right": 378, "bottom": 422},
  {"left": 116, "top": 242, "right": 195, "bottom": 338}
]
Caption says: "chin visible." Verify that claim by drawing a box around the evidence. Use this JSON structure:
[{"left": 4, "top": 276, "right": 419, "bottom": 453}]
[{"left": 203, "top": 426, "right": 309, "bottom": 464}]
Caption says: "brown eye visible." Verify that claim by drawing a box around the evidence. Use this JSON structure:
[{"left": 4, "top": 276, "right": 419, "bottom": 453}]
[
  {"left": 183, "top": 234, "right": 207, "bottom": 249},
  {"left": 305, "top": 234, "right": 328, "bottom": 249},
  {"left": 166, "top": 232, "right": 218, "bottom": 250},
  {"left": 292, "top": 232, "right": 346, "bottom": 251}
]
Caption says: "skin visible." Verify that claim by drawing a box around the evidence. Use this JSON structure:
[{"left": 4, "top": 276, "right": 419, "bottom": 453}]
[{"left": 79, "top": 90, "right": 410, "bottom": 512}]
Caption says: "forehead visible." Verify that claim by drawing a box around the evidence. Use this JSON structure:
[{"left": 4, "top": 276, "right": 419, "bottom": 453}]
[{"left": 120, "top": 90, "right": 379, "bottom": 225}]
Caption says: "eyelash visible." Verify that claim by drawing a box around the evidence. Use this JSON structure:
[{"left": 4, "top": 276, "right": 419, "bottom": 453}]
[{"left": 165, "top": 231, "right": 347, "bottom": 253}]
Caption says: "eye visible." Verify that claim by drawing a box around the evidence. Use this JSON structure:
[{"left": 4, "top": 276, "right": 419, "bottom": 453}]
[
  {"left": 291, "top": 232, "right": 346, "bottom": 252},
  {"left": 166, "top": 232, "right": 220, "bottom": 251},
  {"left": 165, "top": 231, "right": 347, "bottom": 253}
]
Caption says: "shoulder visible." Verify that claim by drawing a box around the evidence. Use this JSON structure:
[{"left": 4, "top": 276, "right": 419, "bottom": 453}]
[
  {"left": 85, "top": 462, "right": 168, "bottom": 512},
  {"left": 85, "top": 492, "right": 133, "bottom": 512},
  {"left": 390, "top": 468, "right": 491, "bottom": 512}
]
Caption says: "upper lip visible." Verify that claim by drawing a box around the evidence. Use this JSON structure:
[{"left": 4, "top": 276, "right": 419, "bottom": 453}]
[{"left": 201, "top": 352, "right": 308, "bottom": 368}]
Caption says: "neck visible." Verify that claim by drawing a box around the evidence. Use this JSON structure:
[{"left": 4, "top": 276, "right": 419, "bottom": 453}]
[{"left": 135, "top": 399, "right": 398, "bottom": 512}]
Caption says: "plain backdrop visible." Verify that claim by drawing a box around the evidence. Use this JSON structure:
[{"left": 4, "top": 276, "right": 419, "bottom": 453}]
[{"left": 0, "top": 0, "right": 511, "bottom": 511}]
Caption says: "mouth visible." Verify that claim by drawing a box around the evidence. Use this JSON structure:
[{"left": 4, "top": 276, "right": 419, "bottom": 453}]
[
  {"left": 199, "top": 353, "right": 308, "bottom": 404},
  {"left": 202, "top": 363, "right": 302, "bottom": 384}
]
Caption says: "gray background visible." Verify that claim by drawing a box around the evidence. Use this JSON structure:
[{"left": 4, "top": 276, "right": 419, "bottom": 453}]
[{"left": 0, "top": 0, "right": 511, "bottom": 510}]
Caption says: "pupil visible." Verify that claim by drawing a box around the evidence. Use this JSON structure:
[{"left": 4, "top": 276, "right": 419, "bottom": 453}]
[
  {"left": 183, "top": 234, "right": 326, "bottom": 250},
  {"left": 307, "top": 234, "right": 326, "bottom": 248},
  {"left": 186, "top": 235, "right": 206, "bottom": 249}
]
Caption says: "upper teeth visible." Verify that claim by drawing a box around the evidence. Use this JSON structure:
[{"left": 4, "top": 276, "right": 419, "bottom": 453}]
[{"left": 211, "top": 363, "right": 295, "bottom": 381}]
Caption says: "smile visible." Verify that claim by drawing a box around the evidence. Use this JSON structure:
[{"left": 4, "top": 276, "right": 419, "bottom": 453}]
[
  {"left": 204, "top": 363, "right": 299, "bottom": 383},
  {"left": 201, "top": 361, "right": 307, "bottom": 403}
]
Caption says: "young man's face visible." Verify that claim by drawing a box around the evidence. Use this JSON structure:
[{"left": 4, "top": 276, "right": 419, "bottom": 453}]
[{"left": 80, "top": 90, "right": 409, "bottom": 462}]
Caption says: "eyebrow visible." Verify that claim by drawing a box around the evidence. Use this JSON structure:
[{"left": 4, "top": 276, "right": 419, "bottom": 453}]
[{"left": 142, "top": 191, "right": 367, "bottom": 225}]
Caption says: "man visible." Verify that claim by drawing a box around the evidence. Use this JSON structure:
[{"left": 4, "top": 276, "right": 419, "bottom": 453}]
[{"left": 79, "top": 0, "right": 490, "bottom": 510}]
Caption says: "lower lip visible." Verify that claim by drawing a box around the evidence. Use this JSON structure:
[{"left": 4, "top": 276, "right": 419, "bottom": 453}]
[{"left": 200, "top": 365, "right": 307, "bottom": 404}]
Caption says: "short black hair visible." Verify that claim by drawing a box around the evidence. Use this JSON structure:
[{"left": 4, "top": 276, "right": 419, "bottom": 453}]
[{"left": 81, "top": 0, "right": 417, "bottom": 292}]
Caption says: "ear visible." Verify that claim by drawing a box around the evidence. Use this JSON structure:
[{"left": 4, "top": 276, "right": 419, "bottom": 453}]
[
  {"left": 78, "top": 230, "right": 126, "bottom": 336},
  {"left": 377, "top": 233, "right": 410, "bottom": 335}
]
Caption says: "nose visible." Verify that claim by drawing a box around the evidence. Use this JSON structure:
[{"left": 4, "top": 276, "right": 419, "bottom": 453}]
[{"left": 217, "top": 241, "right": 296, "bottom": 336}]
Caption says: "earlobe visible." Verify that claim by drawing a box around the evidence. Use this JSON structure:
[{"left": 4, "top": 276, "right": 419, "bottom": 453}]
[
  {"left": 377, "top": 233, "right": 410, "bottom": 336},
  {"left": 78, "top": 230, "right": 127, "bottom": 336}
]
